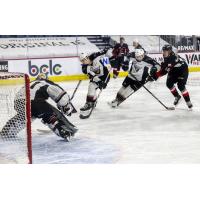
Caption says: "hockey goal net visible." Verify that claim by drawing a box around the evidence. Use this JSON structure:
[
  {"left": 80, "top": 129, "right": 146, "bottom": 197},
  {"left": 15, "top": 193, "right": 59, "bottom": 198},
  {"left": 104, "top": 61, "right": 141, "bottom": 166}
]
[{"left": 0, "top": 72, "right": 32, "bottom": 164}]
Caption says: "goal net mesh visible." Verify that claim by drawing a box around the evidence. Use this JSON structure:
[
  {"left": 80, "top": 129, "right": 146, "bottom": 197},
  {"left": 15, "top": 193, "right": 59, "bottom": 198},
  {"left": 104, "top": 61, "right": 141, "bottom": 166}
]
[{"left": 0, "top": 72, "right": 32, "bottom": 164}]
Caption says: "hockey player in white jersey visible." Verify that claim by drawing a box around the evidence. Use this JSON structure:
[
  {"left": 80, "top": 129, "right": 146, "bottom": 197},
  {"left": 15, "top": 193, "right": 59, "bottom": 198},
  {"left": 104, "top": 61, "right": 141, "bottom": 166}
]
[
  {"left": 0, "top": 73, "right": 78, "bottom": 141},
  {"left": 109, "top": 49, "right": 160, "bottom": 107},
  {"left": 79, "top": 48, "right": 111, "bottom": 119}
]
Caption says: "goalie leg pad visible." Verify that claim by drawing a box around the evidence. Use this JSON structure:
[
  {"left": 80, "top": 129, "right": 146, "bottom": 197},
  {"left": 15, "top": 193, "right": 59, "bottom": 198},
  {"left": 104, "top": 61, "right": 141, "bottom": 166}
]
[
  {"left": 42, "top": 114, "right": 78, "bottom": 141},
  {"left": 36, "top": 102, "right": 78, "bottom": 140}
]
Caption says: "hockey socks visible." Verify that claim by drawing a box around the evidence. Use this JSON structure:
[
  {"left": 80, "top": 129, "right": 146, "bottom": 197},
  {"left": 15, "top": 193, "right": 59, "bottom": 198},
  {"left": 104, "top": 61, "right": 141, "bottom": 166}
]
[
  {"left": 181, "top": 89, "right": 193, "bottom": 109},
  {"left": 170, "top": 86, "right": 181, "bottom": 106}
]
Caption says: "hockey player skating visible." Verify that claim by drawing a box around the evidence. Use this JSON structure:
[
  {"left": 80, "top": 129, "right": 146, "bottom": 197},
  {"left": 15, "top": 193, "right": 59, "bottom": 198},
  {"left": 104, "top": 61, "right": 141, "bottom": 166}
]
[
  {"left": 109, "top": 48, "right": 160, "bottom": 107},
  {"left": 150, "top": 44, "right": 193, "bottom": 109},
  {"left": 0, "top": 73, "right": 78, "bottom": 141},
  {"left": 79, "top": 49, "right": 111, "bottom": 119}
]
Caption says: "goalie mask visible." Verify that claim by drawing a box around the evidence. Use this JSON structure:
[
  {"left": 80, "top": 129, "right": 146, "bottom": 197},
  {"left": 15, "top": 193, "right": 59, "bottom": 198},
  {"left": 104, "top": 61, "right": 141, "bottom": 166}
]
[{"left": 36, "top": 73, "right": 48, "bottom": 80}]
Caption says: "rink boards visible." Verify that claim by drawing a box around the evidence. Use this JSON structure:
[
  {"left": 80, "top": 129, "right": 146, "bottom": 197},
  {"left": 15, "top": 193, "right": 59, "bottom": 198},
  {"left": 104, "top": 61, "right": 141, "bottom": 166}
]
[{"left": 0, "top": 51, "right": 200, "bottom": 84}]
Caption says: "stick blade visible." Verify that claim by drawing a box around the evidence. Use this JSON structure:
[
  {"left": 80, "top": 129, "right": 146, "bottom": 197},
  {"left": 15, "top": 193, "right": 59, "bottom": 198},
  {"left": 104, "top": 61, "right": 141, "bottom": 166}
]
[{"left": 167, "top": 106, "right": 175, "bottom": 110}]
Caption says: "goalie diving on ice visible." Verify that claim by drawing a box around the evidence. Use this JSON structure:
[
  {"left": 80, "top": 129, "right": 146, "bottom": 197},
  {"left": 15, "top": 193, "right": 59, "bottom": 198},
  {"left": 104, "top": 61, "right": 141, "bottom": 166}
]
[{"left": 0, "top": 73, "right": 78, "bottom": 142}]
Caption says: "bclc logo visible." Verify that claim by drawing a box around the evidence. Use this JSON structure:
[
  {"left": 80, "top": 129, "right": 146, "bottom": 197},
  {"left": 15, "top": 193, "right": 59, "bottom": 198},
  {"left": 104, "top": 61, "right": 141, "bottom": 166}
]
[{"left": 28, "top": 60, "right": 62, "bottom": 77}]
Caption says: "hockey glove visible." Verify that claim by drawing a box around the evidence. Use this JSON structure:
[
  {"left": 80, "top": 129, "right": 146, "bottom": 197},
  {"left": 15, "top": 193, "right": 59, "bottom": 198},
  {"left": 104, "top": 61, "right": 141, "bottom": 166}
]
[
  {"left": 58, "top": 103, "right": 77, "bottom": 116},
  {"left": 98, "top": 81, "right": 107, "bottom": 90},
  {"left": 121, "top": 63, "right": 129, "bottom": 71},
  {"left": 92, "top": 75, "right": 101, "bottom": 83},
  {"left": 150, "top": 66, "right": 158, "bottom": 80}
]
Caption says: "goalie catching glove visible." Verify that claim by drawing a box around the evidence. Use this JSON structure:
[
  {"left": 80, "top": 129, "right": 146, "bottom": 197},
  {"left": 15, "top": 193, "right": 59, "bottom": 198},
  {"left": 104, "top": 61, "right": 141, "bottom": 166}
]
[{"left": 57, "top": 102, "right": 76, "bottom": 116}]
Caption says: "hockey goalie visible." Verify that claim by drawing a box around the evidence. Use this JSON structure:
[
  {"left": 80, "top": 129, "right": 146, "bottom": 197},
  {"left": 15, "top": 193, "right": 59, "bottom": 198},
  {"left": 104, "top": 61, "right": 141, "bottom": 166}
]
[{"left": 0, "top": 73, "right": 78, "bottom": 142}]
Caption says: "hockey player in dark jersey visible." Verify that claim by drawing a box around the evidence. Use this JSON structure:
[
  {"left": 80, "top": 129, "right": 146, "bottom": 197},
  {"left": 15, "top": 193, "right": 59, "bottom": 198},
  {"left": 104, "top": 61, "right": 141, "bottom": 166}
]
[
  {"left": 79, "top": 48, "right": 111, "bottom": 119},
  {"left": 109, "top": 48, "right": 160, "bottom": 107},
  {"left": 112, "top": 37, "right": 129, "bottom": 78},
  {"left": 150, "top": 44, "right": 193, "bottom": 109},
  {"left": 0, "top": 73, "right": 78, "bottom": 141}
]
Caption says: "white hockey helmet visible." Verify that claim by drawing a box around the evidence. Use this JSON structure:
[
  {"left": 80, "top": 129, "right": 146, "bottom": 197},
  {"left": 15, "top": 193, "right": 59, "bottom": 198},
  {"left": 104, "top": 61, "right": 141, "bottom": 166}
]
[
  {"left": 135, "top": 48, "right": 145, "bottom": 61},
  {"left": 79, "top": 52, "right": 89, "bottom": 62}
]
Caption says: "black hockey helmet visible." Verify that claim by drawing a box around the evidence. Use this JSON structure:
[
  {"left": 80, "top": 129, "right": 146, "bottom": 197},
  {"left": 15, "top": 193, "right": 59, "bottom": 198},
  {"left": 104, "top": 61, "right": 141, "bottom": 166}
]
[{"left": 162, "top": 44, "right": 172, "bottom": 51}]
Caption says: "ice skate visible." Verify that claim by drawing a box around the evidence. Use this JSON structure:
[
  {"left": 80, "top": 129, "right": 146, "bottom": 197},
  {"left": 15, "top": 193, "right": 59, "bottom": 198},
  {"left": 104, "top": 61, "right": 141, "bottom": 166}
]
[
  {"left": 79, "top": 102, "right": 94, "bottom": 119},
  {"left": 174, "top": 95, "right": 181, "bottom": 106},
  {"left": 186, "top": 101, "right": 193, "bottom": 110}
]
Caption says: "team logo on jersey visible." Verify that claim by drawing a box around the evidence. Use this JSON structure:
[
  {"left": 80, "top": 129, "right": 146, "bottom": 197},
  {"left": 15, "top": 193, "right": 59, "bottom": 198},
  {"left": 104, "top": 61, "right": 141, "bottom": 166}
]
[
  {"left": 28, "top": 60, "right": 62, "bottom": 77},
  {"left": 101, "top": 57, "right": 111, "bottom": 70},
  {"left": 0, "top": 61, "right": 8, "bottom": 72}
]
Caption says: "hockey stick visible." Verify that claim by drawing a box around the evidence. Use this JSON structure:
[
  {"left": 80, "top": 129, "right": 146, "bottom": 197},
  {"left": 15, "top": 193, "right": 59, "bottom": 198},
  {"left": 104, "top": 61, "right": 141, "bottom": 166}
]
[
  {"left": 70, "top": 80, "right": 82, "bottom": 101},
  {"left": 131, "top": 75, "right": 175, "bottom": 110},
  {"left": 67, "top": 80, "right": 82, "bottom": 114}
]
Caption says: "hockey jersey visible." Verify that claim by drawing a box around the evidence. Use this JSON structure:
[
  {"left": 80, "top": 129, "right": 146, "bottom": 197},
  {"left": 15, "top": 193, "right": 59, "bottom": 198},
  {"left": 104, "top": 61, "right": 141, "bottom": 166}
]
[
  {"left": 82, "top": 50, "right": 111, "bottom": 80},
  {"left": 126, "top": 54, "right": 160, "bottom": 81},
  {"left": 158, "top": 53, "right": 188, "bottom": 76},
  {"left": 15, "top": 79, "right": 70, "bottom": 108}
]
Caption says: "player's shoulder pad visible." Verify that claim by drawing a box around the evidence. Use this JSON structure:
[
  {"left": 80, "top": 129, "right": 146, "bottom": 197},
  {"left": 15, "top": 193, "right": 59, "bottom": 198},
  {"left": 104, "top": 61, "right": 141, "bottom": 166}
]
[
  {"left": 168, "top": 53, "right": 179, "bottom": 63},
  {"left": 45, "top": 79, "right": 64, "bottom": 91},
  {"left": 81, "top": 64, "right": 88, "bottom": 74},
  {"left": 144, "top": 55, "right": 160, "bottom": 66},
  {"left": 89, "top": 49, "right": 106, "bottom": 61},
  {"left": 127, "top": 52, "right": 135, "bottom": 58}
]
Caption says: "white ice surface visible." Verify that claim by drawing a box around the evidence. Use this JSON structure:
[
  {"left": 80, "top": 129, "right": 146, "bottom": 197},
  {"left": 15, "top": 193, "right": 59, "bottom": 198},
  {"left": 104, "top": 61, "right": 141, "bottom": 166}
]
[{"left": 32, "top": 73, "right": 200, "bottom": 163}]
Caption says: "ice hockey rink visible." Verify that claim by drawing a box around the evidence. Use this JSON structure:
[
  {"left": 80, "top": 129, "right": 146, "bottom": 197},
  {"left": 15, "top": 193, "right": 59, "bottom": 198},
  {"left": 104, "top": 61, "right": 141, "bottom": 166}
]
[{"left": 31, "top": 72, "right": 200, "bottom": 164}]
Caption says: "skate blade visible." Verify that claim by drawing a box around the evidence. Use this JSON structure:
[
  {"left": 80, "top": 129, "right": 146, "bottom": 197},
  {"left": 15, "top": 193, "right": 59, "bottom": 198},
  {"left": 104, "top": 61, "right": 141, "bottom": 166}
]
[
  {"left": 167, "top": 107, "right": 175, "bottom": 110},
  {"left": 79, "top": 108, "right": 92, "bottom": 119},
  {"left": 79, "top": 114, "right": 90, "bottom": 119}
]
